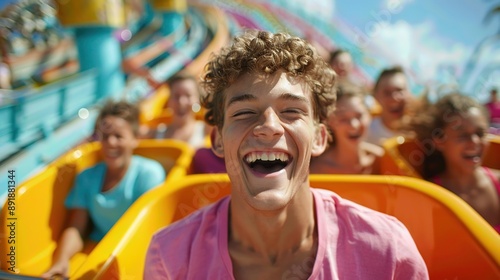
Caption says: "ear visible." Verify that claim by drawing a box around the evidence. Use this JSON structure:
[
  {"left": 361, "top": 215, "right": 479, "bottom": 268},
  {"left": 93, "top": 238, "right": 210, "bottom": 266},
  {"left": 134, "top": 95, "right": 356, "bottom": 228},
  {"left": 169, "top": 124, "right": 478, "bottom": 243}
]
[
  {"left": 131, "top": 136, "right": 139, "bottom": 149},
  {"left": 211, "top": 126, "right": 224, "bottom": 158},
  {"left": 432, "top": 135, "right": 445, "bottom": 152},
  {"left": 311, "top": 123, "right": 328, "bottom": 157}
]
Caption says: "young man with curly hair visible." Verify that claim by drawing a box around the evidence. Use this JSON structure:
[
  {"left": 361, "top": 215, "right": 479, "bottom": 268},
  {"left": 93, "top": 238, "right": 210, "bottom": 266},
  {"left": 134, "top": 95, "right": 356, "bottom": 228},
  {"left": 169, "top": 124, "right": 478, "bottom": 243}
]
[{"left": 144, "top": 30, "right": 428, "bottom": 279}]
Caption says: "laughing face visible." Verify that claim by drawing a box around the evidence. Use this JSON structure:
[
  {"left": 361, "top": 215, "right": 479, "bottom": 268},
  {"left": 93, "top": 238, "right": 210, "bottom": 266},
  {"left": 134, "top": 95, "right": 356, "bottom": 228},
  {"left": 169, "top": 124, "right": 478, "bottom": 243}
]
[
  {"left": 212, "top": 72, "right": 328, "bottom": 211},
  {"left": 331, "top": 52, "right": 353, "bottom": 80},
  {"left": 434, "top": 107, "right": 489, "bottom": 173},
  {"left": 374, "top": 72, "right": 412, "bottom": 125},
  {"left": 168, "top": 78, "right": 200, "bottom": 118},
  {"left": 96, "top": 116, "right": 138, "bottom": 171},
  {"left": 327, "top": 95, "right": 370, "bottom": 148}
]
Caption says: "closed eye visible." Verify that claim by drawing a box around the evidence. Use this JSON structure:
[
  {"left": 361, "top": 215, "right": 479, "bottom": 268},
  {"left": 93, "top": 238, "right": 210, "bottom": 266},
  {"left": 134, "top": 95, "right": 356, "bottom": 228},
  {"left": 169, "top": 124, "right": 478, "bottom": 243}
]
[
  {"left": 232, "top": 110, "right": 256, "bottom": 118},
  {"left": 281, "top": 108, "right": 306, "bottom": 119},
  {"left": 282, "top": 109, "right": 302, "bottom": 114},
  {"left": 458, "top": 134, "right": 468, "bottom": 140}
]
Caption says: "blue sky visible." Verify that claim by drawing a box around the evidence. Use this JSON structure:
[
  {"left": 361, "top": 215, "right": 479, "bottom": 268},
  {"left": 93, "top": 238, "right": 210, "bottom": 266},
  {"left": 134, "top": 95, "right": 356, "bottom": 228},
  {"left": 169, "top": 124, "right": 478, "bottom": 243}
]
[
  {"left": 335, "top": 0, "right": 497, "bottom": 47},
  {"left": 288, "top": 0, "right": 499, "bottom": 98},
  {"left": 333, "top": 0, "right": 499, "bottom": 98}
]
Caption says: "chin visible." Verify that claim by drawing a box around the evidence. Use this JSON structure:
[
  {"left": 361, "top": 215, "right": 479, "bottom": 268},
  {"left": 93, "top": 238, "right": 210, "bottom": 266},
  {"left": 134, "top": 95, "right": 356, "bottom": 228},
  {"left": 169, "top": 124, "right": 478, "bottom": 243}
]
[
  {"left": 244, "top": 188, "right": 293, "bottom": 211},
  {"left": 348, "top": 138, "right": 362, "bottom": 144},
  {"left": 105, "top": 159, "right": 124, "bottom": 169}
]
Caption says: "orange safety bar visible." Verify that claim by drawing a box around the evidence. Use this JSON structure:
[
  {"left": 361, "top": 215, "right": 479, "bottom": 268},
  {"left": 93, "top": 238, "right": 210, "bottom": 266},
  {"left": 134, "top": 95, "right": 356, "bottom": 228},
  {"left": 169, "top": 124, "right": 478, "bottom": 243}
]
[{"left": 66, "top": 174, "right": 500, "bottom": 279}]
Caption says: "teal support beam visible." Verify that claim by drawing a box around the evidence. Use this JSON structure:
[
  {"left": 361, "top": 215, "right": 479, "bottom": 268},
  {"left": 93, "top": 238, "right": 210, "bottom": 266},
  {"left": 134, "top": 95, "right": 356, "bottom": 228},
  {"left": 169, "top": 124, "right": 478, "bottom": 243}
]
[
  {"left": 150, "top": 0, "right": 187, "bottom": 37},
  {"left": 143, "top": 1, "right": 156, "bottom": 28},
  {"left": 74, "top": 27, "right": 125, "bottom": 100},
  {"left": 160, "top": 11, "right": 185, "bottom": 36}
]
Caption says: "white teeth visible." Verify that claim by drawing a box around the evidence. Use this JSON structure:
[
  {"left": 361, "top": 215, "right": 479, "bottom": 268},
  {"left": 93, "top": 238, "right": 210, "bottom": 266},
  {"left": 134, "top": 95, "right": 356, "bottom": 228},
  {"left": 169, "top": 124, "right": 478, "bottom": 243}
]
[
  {"left": 281, "top": 153, "right": 289, "bottom": 162},
  {"left": 245, "top": 152, "right": 289, "bottom": 163}
]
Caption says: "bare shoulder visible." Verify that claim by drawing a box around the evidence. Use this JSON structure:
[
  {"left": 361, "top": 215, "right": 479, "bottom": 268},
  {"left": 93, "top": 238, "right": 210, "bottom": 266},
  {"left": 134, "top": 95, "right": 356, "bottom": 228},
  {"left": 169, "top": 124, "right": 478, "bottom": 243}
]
[
  {"left": 489, "top": 168, "right": 500, "bottom": 182},
  {"left": 361, "top": 141, "right": 385, "bottom": 157}
]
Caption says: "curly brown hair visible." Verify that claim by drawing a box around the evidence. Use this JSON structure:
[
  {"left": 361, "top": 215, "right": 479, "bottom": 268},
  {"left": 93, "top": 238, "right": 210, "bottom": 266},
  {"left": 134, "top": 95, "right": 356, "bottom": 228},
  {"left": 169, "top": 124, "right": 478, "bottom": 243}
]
[
  {"left": 406, "top": 93, "right": 488, "bottom": 178},
  {"left": 411, "top": 93, "right": 486, "bottom": 141},
  {"left": 200, "top": 30, "right": 337, "bottom": 128}
]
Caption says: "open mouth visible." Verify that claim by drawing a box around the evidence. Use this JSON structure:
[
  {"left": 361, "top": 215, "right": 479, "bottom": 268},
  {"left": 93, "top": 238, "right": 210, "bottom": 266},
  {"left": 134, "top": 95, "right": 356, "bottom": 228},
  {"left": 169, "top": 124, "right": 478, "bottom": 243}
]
[
  {"left": 347, "top": 133, "right": 362, "bottom": 140},
  {"left": 244, "top": 151, "right": 291, "bottom": 174},
  {"left": 104, "top": 150, "right": 121, "bottom": 159},
  {"left": 462, "top": 153, "right": 481, "bottom": 163},
  {"left": 388, "top": 106, "right": 404, "bottom": 114}
]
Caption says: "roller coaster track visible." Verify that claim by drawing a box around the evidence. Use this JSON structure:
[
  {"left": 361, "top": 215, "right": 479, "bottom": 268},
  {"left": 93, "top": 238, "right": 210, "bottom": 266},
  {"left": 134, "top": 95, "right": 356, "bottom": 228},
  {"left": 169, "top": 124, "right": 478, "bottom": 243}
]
[{"left": 0, "top": 5, "right": 216, "bottom": 204}]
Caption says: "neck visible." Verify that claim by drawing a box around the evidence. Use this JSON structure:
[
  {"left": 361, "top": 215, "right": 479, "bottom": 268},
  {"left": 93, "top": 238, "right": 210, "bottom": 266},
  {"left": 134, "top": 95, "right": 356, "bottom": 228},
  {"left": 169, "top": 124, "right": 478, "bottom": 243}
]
[
  {"left": 328, "top": 142, "right": 362, "bottom": 166},
  {"left": 229, "top": 187, "right": 316, "bottom": 264},
  {"left": 103, "top": 158, "right": 131, "bottom": 192},
  {"left": 441, "top": 165, "right": 480, "bottom": 193},
  {"left": 107, "top": 162, "right": 129, "bottom": 178},
  {"left": 380, "top": 114, "right": 397, "bottom": 131}
]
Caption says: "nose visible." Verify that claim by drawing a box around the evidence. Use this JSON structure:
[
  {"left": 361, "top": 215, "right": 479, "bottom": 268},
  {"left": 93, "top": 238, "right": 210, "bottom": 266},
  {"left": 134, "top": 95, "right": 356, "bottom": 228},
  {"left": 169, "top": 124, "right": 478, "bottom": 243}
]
[
  {"left": 253, "top": 108, "right": 284, "bottom": 140},
  {"left": 391, "top": 90, "right": 404, "bottom": 101},
  {"left": 178, "top": 95, "right": 190, "bottom": 107},
  {"left": 349, "top": 118, "right": 360, "bottom": 129},
  {"left": 103, "top": 135, "right": 118, "bottom": 147},
  {"left": 470, "top": 134, "right": 482, "bottom": 145}
]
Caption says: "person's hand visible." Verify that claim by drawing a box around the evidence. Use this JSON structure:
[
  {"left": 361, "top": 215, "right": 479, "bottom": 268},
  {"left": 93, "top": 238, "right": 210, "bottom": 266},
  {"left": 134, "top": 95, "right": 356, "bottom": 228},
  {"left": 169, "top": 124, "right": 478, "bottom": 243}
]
[{"left": 41, "top": 260, "right": 69, "bottom": 279}]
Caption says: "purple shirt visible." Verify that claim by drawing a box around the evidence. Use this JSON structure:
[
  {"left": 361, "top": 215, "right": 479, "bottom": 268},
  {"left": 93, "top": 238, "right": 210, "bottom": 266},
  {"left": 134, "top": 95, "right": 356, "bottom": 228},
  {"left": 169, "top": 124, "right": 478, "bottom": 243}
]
[
  {"left": 144, "top": 188, "right": 428, "bottom": 279},
  {"left": 189, "top": 148, "right": 226, "bottom": 174}
]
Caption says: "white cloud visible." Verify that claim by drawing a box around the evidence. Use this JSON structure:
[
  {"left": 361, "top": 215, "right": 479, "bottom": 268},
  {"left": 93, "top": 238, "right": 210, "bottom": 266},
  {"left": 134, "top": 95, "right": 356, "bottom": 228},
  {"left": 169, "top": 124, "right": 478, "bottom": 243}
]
[
  {"left": 460, "top": 38, "right": 500, "bottom": 95},
  {"left": 366, "top": 20, "right": 471, "bottom": 85},
  {"left": 383, "top": 0, "right": 414, "bottom": 13}
]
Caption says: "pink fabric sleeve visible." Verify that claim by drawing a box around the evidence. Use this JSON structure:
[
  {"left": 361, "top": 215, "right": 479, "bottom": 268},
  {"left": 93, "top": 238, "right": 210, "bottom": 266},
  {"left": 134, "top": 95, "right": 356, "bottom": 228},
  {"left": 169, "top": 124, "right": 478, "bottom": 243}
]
[
  {"left": 144, "top": 235, "right": 170, "bottom": 280},
  {"left": 393, "top": 219, "right": 430, "bottom": 279}
]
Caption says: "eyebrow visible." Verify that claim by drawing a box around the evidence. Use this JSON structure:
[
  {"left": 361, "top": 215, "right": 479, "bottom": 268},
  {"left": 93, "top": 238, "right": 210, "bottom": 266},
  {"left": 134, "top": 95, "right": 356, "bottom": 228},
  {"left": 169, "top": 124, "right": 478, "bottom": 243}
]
[
  {"left": 280, "top": 93, "right": 309, "bottom": 104},
  {"left": 227, "top": 94, "right": 257, "bottom": 107},
  {"left": 227, "top": 92, "right": 309, "bottom": 107}
]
